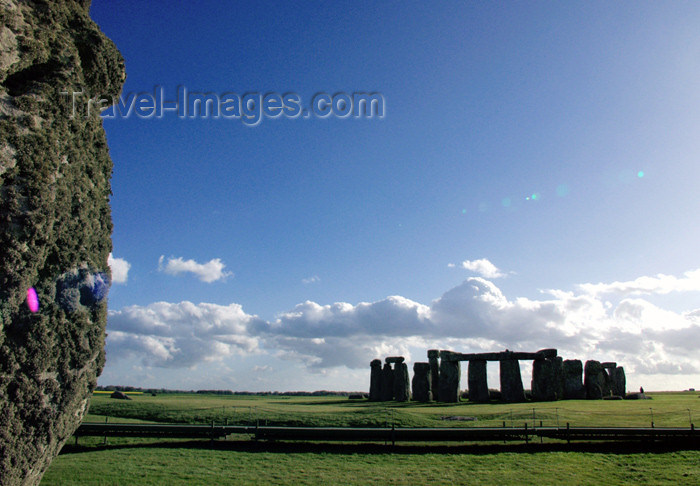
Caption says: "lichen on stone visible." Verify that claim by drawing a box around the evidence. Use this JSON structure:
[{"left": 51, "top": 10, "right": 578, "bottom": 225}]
[{"left": 0, "top": 1, "right": 124, "bottom": 484}]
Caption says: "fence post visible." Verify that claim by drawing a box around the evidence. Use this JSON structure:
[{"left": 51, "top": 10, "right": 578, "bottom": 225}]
[{"left": 524, "top": 422, "right": 528, "bottom": 444}]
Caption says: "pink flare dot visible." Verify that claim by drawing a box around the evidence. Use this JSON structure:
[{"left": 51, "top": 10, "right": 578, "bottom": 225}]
[{"left": 26, "top": 287, "right": 39, "bottom": 313}]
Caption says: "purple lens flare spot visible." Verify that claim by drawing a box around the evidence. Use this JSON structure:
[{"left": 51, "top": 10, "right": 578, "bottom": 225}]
[{"left": 26, "top": 287, "right": 39, "bottom": 313}]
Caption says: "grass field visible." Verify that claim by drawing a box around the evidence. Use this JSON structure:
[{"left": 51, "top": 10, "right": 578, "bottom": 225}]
[{"left": 40, "top": 391, "right": 700, "bottom": 485}]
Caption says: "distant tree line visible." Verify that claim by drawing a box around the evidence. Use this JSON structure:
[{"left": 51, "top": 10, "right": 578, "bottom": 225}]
[{"left": 96, "top": 386, "right": 362, "bottom": 397}]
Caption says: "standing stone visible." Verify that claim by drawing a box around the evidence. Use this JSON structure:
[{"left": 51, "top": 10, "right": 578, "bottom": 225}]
[
  {"left": 610, "top": 366, "right": 626, "bottom": 397},
  {"left": 369, "top": 359, "right": 382, "bottom": 401},
  {"left": 428, "top": 349, "right": 440, "bottom": 401},
  {"left": 552, "top": 356, "right": 564, "bottom": 399},
  {"left": 438, "top": 359, "right": 461, "bottom": 402},
  {"left": 563, "top": 359, "right": 586, "bottom": 399},
  {"left": 584, "top": 360, "right": 609, "bottom": 399},
  {"left": 0, "top": 3, "right": 125, "bottom": 484},
  {"left": 600, "top": 362, "right": 615, "bottom": 397},
  {"left": 380, "top": 363, "right": 394, "bottom": 401},
  {"left": 412, "top": 362, "right": 432, "bottom": 402},
  {"left": 468, "top": 359, "right": 489, "bottom": 402},
  {"left": 500, "top": 359, "right": 525, "bottom": 403},
  {"left": 532, "top": 357, "right": 564, "bottom": 401},
  {"left": 394, "top": 362, "right": 410, "bottom": 402}
]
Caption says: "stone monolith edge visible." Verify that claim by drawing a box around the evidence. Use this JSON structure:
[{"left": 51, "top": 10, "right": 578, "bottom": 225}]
[
  {"left": 532, "top": 357, "right": 563, "bottom": 401},
  {"left": 427, "top": 349, "right": 440, "bottom": 401},
  {"left": 610, "top": 366, "right": 626, "bottom": 397},
  {"left": 0, "top": 2, "right": 124, "bottom": 484},
  {"left": 563, "top": 359, "right": 586, "bottom": 399},
  {"left": 584, "top": 360, "right": 610, "bottom": 399},
  {"left": 467, "top": 359, "right": 489, "bottom": 402},
  {"left": 393, "top": 362, "right": 410, "bottom": 402},
  {"left": 411, "top": 362, "right": 432, "bottom": 402},
  {"left": 500, "top": 359, "right": 525, "bottom": 403},
  {"left": 380, "top": 363, "right": 394, "bottom": 401},
  {"left": 369, "top": 359, "right": 382, "bottom": 401},
  {"left": 438, "top": 359, "right": 460, "bottom": 402}
]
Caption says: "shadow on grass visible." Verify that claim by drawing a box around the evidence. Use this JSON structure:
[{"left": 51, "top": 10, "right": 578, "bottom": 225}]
[{"left": 59, "top": 438, "right": 700, "bottom": 457}]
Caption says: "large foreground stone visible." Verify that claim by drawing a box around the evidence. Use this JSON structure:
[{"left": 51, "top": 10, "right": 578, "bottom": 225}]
[{"left": 0, "top": 2, "right": 124, "bottom": 484}]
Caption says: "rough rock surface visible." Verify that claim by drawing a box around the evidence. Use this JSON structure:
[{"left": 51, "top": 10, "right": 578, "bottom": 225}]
[
  {"left": 411, "top": 362, "right": 431, "bottom": 402},
  {"left": 563, "top": 359, "right": 586, "bottom": 399},
  {"left": 368, "top": 359, "right": 382, "bottom": 401},
  {"left": 500, "top": 359, "right": 525, "bottom": 403},
  {"left": 610, "top": 366, "right": 626, "bottom": 397},
  {"left": 584, "top": 360, "right": 611, "bottom": 399},
  {"left": 380, "top": 363, "right": 394, "bottom": 401},
  {"left": 393, "top": 362, "right": 410, "bottom": 402},
  {"left": 110, "top": 391, "right": 130, "bottom": 400},
  {"left": 467, "top": 359, "right": 489, "bottom": 403},
  {"left": 0, "top": 1, "right": 124, "bottom": 484},
  {"left": 531, "top": 357, "right": 563, "bottom": 401},
  {"left": 427, "top": 349, "right": 440, "bottom": 401},
  {"left": 438, "top": 359, "right": 460, "bottom": 402}
]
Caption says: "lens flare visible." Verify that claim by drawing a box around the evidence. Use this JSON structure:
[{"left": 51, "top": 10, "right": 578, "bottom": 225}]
[
  {"left": 26, "top": 287, "right": 39, "bottom": 313},
  {"left": 556, "top": 184, "right": 570, "bottom": 197}
]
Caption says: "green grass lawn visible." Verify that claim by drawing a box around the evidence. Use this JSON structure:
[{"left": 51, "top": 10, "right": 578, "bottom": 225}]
[
  {"left": 41, "top": 391, "right": 700, "bottom": 485},
  {"left": 41, "top": 443, "right": 700, "bottom": 485},
  {"left": 84, "top": 391, "right": 700, "bottom": 428}
]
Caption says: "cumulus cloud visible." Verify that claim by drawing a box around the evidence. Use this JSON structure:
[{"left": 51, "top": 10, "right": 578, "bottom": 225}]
[
  {"left": 302, "top": 275, "right": 320, "bottom": 284},
  {"left": 257, "top": 270, "right": 700, "bottom": 378},
  {"left": 578, "top": 269, "right": 700, "bottom": 296},
  {"left": 451, "top": 258, "right": 505, "bottom": 278},
  {"left": 107, "top": 301, "right": 264, "bottom": 367},
  {"left": 105, "top": 266, "right": 700, "bottom": 388},
  {"left": 158, "top": 255, "right": 232, "bottom": 283},
  {"left": 107, "top": 253, "right": 130, "bottom": 284}
]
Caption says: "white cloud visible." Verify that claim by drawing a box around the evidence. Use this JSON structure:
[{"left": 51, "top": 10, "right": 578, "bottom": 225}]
[
  {"left": 158, "top": 255, "right": 232, "bottom": 283},
  {"left": 107, "top": 301, "right": 264, "bottom": 367},
  {"left": 107, "top": 253, "right": 131, "bottom": 284},
  {"left": 103, "top": 267, "right": 700, "bottom": 391},
  {"left": 578, "top": 269, "right": 700, "bottom": 296},
  {"left": 452, "top": 258, "right": 505, "bottom": 278},
  {"left": 302, "top": 275, "right": 320, "bottom": 284}
]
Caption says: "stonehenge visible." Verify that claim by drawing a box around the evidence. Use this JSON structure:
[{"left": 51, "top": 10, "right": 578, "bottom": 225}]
[
  {"left": 369, "top": 357, "right": 411, "bottom": 402},
  {"left": 369, "top": 349, "right": 628, "bottom": 403}
]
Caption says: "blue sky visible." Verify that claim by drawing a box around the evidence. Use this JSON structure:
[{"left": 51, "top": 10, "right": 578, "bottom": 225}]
[{"left": 90, "top": 1, "right": 700, "bottom": 392}]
